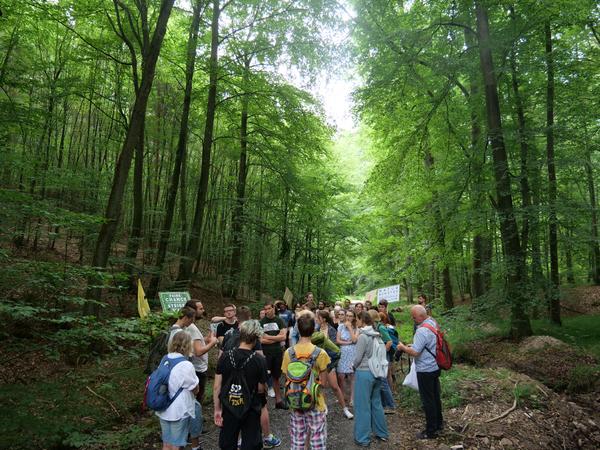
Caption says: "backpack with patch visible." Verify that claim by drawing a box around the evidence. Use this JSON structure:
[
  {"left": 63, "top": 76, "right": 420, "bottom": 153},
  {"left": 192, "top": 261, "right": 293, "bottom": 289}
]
[
  {"left": 420, "top": 322, "right": 452, "bottom": 370},
  {"left": 143, "top": 355, "right": 187, "bottom": 411},
  {"left": 220, "top": 350, "right": 257, "bottom": 419},
  {"left": 367, "top": 332, "right": 389, "bottom": 379},
  {"left": 144, "top": 325, "right": 179, "bottom": 374},
  {"left": 284, "top": 346, "right": 322, "bottom": 411}
]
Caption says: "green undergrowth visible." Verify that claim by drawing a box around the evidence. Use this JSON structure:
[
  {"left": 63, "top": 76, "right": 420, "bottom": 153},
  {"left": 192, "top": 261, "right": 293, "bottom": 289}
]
[
  {"left": 0, "top": 353, "right": 154, "bottom": 449},
  {"left": 531, "top": 315, "right": 600, "bottom": 359},
  {"left": 397, "top": 365, "right": 545, "bottom": 412}
]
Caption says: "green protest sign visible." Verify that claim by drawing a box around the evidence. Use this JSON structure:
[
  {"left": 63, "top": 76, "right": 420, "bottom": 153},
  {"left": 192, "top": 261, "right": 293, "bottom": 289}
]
[{"left": 159, "top": 291, "right": 191, "bottom": 311}]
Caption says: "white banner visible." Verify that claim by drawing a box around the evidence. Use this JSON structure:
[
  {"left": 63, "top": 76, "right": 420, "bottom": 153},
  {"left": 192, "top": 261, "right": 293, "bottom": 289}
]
[{"left": 377, "top": 284, "right": 400, "bottom": 303}]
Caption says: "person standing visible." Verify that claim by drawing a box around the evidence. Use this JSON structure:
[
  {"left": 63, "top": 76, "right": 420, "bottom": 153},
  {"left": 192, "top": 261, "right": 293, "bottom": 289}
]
[
  {"left": 221, "top": 306, "right": 282, "bottom": 449},
  {"left": 336, "top": 309, "right": 358, "bottom": 405},
  {"left": 377, "top": 299, "right": 396, "bottom": 326},
  {"left": 314, "top": 311, "right": 354, "bottom": 419},
  {"left": 352, "top": 311, "right": 389, "bottom": 447},
  {"left": 216, "top": 304, "right": 238, "bottom": 346},
  {"left": 156, "top": 331, "right": 199, "bottom": 450},
  {"left": 213, "top": 320, "right": 267, "bottom": 450},
  {"left": 282, "top": 313, "right": 330, "bottom": 450},
  {"left": 260, "top": 301, "right": 288, "bottom": 409},
  {"left": 396, "top": 305, "right": 443, "bottom": 439},
  {"left": 184, "top": 300, "right": 218, "bottom": 405},
  {"left": 369, "top": 310, "right": 396, "bottom": 415}
]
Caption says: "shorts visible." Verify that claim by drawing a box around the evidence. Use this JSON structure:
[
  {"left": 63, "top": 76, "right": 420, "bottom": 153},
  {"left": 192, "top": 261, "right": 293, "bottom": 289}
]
[
  {"left": 159, "top": 416, "right": 192, "bottom": 447},
  {"left": 327, "top": 353, "right": 340, "bottom": 372},
  {"left": 264, "top": 352, "right": 283, "bottom": 379},
  {"left": 189, "top": 401, "right": 203, "bottom": 438}
]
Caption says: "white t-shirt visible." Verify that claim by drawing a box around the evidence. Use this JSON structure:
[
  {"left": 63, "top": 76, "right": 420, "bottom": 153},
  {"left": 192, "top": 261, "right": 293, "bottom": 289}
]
[
  {"left": 186, "top": 323, "right": 208, "bottom": 373},
  {"left": 155, "top": 352, "right": 199, "bottom": 421}
]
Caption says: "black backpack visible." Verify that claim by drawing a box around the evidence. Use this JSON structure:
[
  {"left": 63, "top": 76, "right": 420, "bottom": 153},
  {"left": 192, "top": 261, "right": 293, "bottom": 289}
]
[
  {"left": 145, "top": 326, "right": 179, "bottom": 374},
  {"left": 221, "top": 328, "right": 241, "bottom": 353},
  {"left": 220, "top": 350, "right": 257, "bottom": 419}
]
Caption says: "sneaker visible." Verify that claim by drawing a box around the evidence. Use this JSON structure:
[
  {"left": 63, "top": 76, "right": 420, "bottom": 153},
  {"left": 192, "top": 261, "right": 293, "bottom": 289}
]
[
  {"left": 275, "top": 401, "right": 288, "bottom": 410},
  {"left": 267, "top": 387, "right": 276, "bottom": 398},
  {"left": 375, "top": 436, "right": 388, "bottom": 442},
  {"left": 343, "top": 407, "right": 354, "bottom": 419},
  {"left": 384, "top": 408, "right": 396, "bottom": 415},
  {"left": 415, "top": 430, "right": 437, "bottom": 440},
  {"left": 263, "top": 434, "right": 282, "bottom": 449},
  {"left": 354, "top": 440, "right": 370, "bottom": 447}
]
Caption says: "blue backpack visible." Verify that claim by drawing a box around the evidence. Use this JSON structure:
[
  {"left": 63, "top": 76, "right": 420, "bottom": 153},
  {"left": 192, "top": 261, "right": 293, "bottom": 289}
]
[{"left": 144, "top": 355, "right": 187, "bottom": 411}]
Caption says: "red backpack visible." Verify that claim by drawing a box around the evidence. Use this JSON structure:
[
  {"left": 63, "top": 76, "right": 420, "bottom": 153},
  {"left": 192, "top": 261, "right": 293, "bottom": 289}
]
[{"left": 420, "top": 322, "right": 452, "bottom": 370}]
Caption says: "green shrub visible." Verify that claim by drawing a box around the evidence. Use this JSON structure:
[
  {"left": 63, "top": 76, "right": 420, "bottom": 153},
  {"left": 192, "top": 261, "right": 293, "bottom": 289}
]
[{"left": 567, "top": 364, "right": 600, "bottom": 394}]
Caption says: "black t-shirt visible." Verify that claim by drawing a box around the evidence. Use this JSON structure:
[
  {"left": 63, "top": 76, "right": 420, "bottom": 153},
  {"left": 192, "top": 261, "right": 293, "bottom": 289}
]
[
  {"left": 216, "top": 348, "right": 267, "bottom": 409},
  {"left": 260, "top": 316, "right": 286, "bottom": 355},
  {"left": 217, "top": 321, "right": 239, "bottom": 339}
]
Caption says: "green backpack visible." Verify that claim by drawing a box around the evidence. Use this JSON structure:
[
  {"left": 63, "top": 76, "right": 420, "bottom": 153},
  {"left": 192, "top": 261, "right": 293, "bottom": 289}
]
[{"left": 284, "top": 346, "right": 322, "bottom": 411}]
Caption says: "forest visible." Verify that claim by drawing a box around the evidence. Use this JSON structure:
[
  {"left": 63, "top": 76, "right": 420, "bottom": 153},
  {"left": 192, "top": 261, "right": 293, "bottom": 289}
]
[{"left": 1, "top": 0, "right": 599, "bottom": 449}]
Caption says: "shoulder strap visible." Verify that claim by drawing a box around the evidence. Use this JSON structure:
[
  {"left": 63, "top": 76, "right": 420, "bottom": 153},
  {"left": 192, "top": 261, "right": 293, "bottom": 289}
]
[
  {"left": 419, "top": 322, "right": 439, "bottom": 335},
  {"left": 288, "top": 347, "right": 297, "bottom": 362},
  {"left": 240, "top": 351, "right": 255, "bottom": 369},
  {"left": 308, "top": 346, "right": 321, "bottom": 365},
  {"left": 418, "top": 323, "right": 439, "bottom": 359}
]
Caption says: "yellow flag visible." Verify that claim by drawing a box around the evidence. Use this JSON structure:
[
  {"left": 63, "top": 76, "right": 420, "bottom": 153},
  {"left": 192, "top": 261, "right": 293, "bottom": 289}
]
[
  {"left": 284, "top": 287, "right": 294, "bottom": 308},
  {"left": 137, "top": 278, "right": 151, "bottom": 319}
]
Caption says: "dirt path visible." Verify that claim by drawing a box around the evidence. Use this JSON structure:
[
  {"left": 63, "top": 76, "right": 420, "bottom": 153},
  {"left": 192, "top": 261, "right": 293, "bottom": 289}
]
[{"left": 192, "top": 393, "right": 444, "bottom": 450}]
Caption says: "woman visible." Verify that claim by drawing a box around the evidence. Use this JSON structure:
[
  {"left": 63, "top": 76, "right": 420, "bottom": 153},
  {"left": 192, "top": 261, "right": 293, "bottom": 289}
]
[
  {"left": 336, "top": 309, "right": 358, "bottom": 405},
  {"left": 352, "top": 311, "right": 389, "bottom": 447},
  {"left": 156, "top": 331, "right": 200, "bottom": 450},
  {"left": 313, "top": 310, "right": 354, "bottom": 419}
]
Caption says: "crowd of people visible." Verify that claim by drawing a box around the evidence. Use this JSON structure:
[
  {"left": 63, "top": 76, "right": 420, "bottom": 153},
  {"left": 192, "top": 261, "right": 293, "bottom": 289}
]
[{"left": 153, "top": 292, "right": 444, "bottom": 449}]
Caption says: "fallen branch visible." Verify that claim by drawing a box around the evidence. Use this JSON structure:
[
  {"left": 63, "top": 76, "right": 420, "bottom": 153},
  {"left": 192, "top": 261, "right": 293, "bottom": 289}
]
[
  {"left": 485, "top": 382, "right": 518, "bottom": 423},
  {"left": 86, "top": 386, "right": 121, "bottom": 417},
  {"left": 535, "top": 383, "right": 549, "bottom": 397}
]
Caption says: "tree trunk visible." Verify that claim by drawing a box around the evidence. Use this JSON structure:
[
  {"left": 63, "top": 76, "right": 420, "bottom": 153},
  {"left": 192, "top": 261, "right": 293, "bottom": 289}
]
[
  {"left": 509, "top": 8, "right": 532, "bottom": 251},
  {"left": 148, "top": 0, "right": 203, "bottom": 299},
  {"left": 585, "top": 143, "right": 600, "bottom": 284},
  {"left": 87, "top": 0, "right": 176, "bottom": 312},
  {"left": 228, "top": 56, "right": 251, "bottom": 298},
  {"left": 475, "top": 1, "right": 531, "bottom": 338},
  {"left": 178, "top": 0, "right": 220, "bottom": 283},
  {"left": 545, "top": 22, "right": 561, "bottom": 325},
  {"left": 125, "top": 119, "right": 145, "bottom": 284}
]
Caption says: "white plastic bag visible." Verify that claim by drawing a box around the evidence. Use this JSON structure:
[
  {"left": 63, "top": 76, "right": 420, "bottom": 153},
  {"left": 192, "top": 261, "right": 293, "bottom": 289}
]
[{"left": 402, "top": 359, "right": 419, "bottom": 391}]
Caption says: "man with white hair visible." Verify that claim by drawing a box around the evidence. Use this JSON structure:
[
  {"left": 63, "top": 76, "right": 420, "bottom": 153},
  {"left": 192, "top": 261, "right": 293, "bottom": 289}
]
[{"left": 396, "top": 305, "right": 443, "bottom": 440}]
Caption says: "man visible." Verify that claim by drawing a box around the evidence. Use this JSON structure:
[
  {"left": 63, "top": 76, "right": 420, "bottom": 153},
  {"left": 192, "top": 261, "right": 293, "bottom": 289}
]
[
  {"left": 277, "top": 301, "right": 294, "bottom": 329},
  {"left": 281, "top": 313, "right": 330, "bottom": 450},
  {"left": 377, "top": 299, "right": 396, "bottom": 326},
  {"left": 260, "top": 301, "right": 288, "bottom": 409},
  {"left": 216, "top": 304, "right": 238, "bottom": 345},
  {"left": 184, "top": 300, "right": 218, "bottom": 404},
  {"left": 221, "top": 306, "right": 281, "bottom": 449},
  {"left": 396, "top": 305, "right": 443, "bottom": 439},
  {"left": 168, "top": 307, "right": 197, "bottom": 346},
  {"left": 214, "top": 320, "right": 267, "bottom": 450}
]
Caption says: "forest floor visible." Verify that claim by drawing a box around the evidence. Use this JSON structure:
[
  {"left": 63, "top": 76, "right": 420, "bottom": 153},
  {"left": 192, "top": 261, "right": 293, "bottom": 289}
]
[{"left": 1, "top": 283, "right": 600, "bottom": 449}]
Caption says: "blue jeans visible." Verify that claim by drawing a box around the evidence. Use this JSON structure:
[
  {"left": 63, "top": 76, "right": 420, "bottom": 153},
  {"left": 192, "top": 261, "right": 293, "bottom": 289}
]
[
  {"left": 380, "top": 377, "right": 396, "bottom": 408},
  {"left": 353, "top": 370, "right": 389, "bottom": 445}
]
